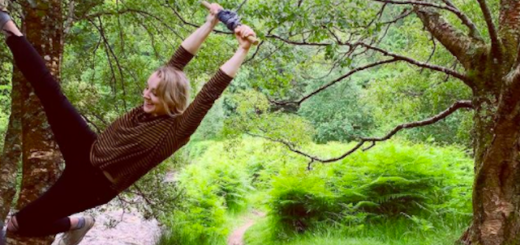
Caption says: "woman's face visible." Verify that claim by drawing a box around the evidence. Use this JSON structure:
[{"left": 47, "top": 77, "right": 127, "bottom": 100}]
[{"left": 142, "top": 72, "right": 167, "bottom": 116}]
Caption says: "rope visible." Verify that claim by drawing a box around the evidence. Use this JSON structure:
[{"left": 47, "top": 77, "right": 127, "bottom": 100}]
[{"left": 217, "top": 9, "right": 241, "bottom": 31}]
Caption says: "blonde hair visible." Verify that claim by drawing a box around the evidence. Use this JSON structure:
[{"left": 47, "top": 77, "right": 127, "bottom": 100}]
[{"left": 155, "top": 66, "right": 190, "bottom": 116}]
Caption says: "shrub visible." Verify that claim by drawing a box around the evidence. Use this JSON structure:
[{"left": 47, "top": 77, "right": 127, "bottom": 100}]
[{"left": 266, "top": 141, "right": 473, "bottom": 234}]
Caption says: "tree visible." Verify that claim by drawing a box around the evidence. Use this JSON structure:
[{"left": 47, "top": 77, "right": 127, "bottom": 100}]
[
  {"left": 226, "top": 0, "right": 520, "bottom": 243},
  {"left": 1, "top": 0, "right": 101, "bottom": 244},
  {"left": 1, "top": 1, "right": 189, "bottom": 243},
  {"left": 3, "top": 0, "right": 66, "bottom": 244}
]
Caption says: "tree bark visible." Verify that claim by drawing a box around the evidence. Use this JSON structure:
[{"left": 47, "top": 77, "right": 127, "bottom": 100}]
[
  {"left": 6, "top": 1, "right": 64, "bottom": 244},
  {"left": 410, "top": 1, "right": 520, "bottom": 244},
  {"left": 414, "top": 6, "right": 483, "bottom": 71},
  {"left": 0, "top": 68, "right": 22, "bottom": 225}
]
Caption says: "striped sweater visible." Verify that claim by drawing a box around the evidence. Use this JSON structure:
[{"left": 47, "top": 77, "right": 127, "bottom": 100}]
[{"left": 90, "top": 46, "right": 233, "bottom": 192}]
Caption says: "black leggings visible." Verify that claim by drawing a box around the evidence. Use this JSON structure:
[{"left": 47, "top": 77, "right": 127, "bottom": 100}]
[{"left": 6, "top": 36, "right": 118, "bottom": 237}]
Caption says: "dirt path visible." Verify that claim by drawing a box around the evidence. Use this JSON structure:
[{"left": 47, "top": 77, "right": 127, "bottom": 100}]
[{"left": 227, "top": 211, "right": 265, "bottom": 245}]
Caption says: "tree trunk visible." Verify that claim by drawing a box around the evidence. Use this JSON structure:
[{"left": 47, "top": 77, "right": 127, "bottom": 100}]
[
  {"left": 0, "top": 68, "right": 22, "bottom": 224},
  {"left": 411, "top": 2, "right": 520, "bottom": 243},
  {"left": 459, "top": 94, "right": 520, "bottom": 245},
  {"left": 6, "top": 1, "right": 64, "bottom": 244}
]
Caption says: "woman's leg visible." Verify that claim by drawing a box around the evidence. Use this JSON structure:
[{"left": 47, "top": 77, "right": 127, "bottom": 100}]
[
  {"left": 3, "top": 19, "right": 96, "bottom": 163},
  {"left": 7, "top": 161, "right": 117, "bottom": 237}
]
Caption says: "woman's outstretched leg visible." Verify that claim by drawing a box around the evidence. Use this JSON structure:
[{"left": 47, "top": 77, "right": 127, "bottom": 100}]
[
  {"left": 5, "top": 158, "right": 116, "bottom": 239},
  {"left": 2, "top": 16, "right": 96, "bottom": 163},
  {"left": 0, "top": 9, "right": 115, "bottom": 244}
]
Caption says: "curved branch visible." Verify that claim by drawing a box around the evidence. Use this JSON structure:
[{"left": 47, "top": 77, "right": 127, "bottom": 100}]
[
  {"left": 359, "top": 43, "right": 470, "bottom": 84},
  {"left": 161, "top": 2, "right": 232, "bottom": 35},
  {"left": 253, "top": 100, "right": 473, "bottom": 164},
  {"left": 362, "top": 100, "right": 473, "bottom": 141},
  {"left": 293, "top": 59, "right": 398, "bottom": 105},
  {"left": 372, "top": 0, "right": 457, "bottom": 11}
]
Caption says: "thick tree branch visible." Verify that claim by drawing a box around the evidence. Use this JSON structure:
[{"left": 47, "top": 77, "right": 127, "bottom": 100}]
[
  {"left": 440, "top": 0, "right": 483, "bottom": 42},
  {"left": 254, "top": 101, "right": 473, "bottom": 166},
  {"left": 500, "top": 0, "right": 520, "bottom": 65},
  {"left": 476, "top": 0, "right": 501, "bottom": 62},
  {"left": 414, "top": 6, "right": 481, "bottom": 70},
  {"left": 161, "top": 2, "right": 232, "bottom": 35},
  {"left": 372, "top": 0, "right": 483, "bottom": 41}
]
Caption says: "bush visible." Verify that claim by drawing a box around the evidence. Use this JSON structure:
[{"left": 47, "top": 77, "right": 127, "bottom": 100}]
[
  {"left": 269, "top": 170, "right": 338, "bottom": 233},
  {"left": 266, "top": 141, "right": 473, "bottom": 235},
  {"left": 158, "top": 138, "right": 473, "bottom": 244}
]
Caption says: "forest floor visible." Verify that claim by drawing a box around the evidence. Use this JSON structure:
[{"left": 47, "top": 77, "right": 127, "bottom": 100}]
[
  {"left": 51, "top": 200, "right": 162, "bottom": 245},
  {"left": 227, "top": 211, "right": 266, "bottom": 245}
]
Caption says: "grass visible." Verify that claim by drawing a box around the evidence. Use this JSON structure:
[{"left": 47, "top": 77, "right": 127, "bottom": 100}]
[
  {"left": 155, "top": 208, "right": 255, "bottom": 245},
  {"left": 244, "top": 215, "right": 470, "bottom": 245}
]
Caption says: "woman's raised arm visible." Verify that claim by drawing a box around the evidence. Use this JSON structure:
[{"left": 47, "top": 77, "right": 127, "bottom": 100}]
[
  {"left": 175, "top": 25, "right": 256, "bottom": 140},
  {"left": 165, "top": 3, "right": 222, "bottom": 71}
]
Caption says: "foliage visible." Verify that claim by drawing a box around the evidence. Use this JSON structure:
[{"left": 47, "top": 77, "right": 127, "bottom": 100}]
[
  {"left": 298, "top": 78, "right": 375, "bottom": 143},
  {"left": 266, "top": 141, "right": 472, "bottom": 237},
  {"left": 158, "top": 138, "right": 472, "bottom": 245},
  {"left": 0, "top": 1, "right": 488, "bottom": 244},
  {"left": 245, "top": 215, "right": 469, "bottom": 245},
  {"left": 0, "top": 50, "right": 12, "bottom": 151},
  {"left": 223, "top": 89, "right": 315, "bottom": 147}
]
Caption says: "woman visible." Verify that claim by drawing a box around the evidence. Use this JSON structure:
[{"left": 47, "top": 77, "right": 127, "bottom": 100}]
[{"left": 0, "top": 2, "right": 256, "bottom": 245}]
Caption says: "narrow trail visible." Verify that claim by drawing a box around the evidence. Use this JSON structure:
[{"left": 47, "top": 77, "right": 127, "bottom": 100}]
[{"left": 227, "top": 211, "right": 266, "bottom": 245}]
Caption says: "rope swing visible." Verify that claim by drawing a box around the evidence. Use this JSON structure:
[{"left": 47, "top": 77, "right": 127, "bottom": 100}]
[{"left": 201, "top": 1, "right": 260, "bottom": 45}]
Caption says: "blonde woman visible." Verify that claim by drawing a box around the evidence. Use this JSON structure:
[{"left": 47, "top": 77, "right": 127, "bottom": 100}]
[{"left": 0, "top": 2, "right": 256, "bottom": 245}]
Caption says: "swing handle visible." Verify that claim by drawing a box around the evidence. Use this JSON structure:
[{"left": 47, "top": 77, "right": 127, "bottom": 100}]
[{"left": 201, "top": 1, "right": 260, "bottom": 45}]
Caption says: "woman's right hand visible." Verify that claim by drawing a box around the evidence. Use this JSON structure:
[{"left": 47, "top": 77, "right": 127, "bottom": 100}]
[
  {"left": 206, "top": 3, "right": 223, "bottom": 26},
  {"left": 234, "top": 25, "right": 256, "bottom": 51}
]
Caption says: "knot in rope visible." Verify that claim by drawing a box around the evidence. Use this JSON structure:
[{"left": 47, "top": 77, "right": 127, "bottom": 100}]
[{"left": 218, "top": 9, "right": 241, "bottom": 31}]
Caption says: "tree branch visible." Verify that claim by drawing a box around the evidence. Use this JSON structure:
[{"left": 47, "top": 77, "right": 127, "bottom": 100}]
[
  {"left": 265, "top": 34, "right": 468, "bottom": 84},
  {"left": 253, "top": 100, "right": 473, "bottom": 164},
  {"left": 358, "top": 42, "right": 470, "bottom": 84},
  {"left": 414, "top": 5, "right": 481, "bottom": 70},
  {"left": 161, "top": 2, "right": 232, "bottom": 35},
  {"left": 273, "top": 59, "right": 398, "bottom": 107},
  {"left": 90, "top": 17, "right": 128, "bottom": 111},
  {"left": 362, "top": 100, "right": 473, "bottom": 141},
  {"left": 63, "top": 0, "right": 75, "bottom": 35},
  {"left": 476, "top": 0, "right": 501, "bottom": 62},
  {"left": 440, "top": 0, "right": 483, "bottom": 42},
  {"left": 499, "top": 0, "right": 520, "bottom": 66},
  {"left": 372, "top": 0, "right": 483, "bottom": 42}
]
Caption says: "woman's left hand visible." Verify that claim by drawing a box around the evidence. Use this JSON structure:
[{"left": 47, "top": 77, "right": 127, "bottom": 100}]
[
  {"left": 235, "top": 25, "right": 256, "bottom": 51},
  {"left": 206, "top": 3, "right": 223, "bottom": 26}
]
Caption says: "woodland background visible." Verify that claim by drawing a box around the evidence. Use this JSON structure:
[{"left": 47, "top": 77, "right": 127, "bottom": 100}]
[{"left": 0, "top": 0, "right": 514, "bottom": 244}]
